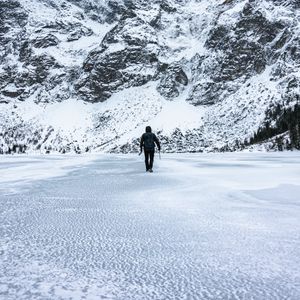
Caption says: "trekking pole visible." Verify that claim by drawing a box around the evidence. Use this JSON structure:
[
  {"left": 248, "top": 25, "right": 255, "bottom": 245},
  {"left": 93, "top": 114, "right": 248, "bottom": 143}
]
[{"left": 159, "top": 151, "right": 161, "bottom": 160}]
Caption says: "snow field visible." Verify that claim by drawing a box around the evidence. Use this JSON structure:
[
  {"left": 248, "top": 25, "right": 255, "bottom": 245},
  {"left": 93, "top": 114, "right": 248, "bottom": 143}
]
[
  {"left": 2, "top": 82, "right": 206, "bottom": 152},
  {"left": 0, "top": 152, "right": 300, "bottom": 299}
]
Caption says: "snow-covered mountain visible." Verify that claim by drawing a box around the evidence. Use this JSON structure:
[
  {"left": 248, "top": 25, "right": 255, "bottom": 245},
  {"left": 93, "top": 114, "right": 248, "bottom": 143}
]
[{"left": 1, "top": 0, "right": 300, "bottom": 154}]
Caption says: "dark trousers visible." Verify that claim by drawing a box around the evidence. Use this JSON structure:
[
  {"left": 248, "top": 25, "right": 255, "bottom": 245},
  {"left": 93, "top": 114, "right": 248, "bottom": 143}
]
[{"left": 144, "top": 149, "right": 155, "bottom": 171}]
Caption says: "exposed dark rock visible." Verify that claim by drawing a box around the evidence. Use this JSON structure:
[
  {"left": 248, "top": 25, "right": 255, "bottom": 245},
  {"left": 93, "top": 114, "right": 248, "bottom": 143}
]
[
  {"left": 160, "top": 2, "right": 177, "bottom": 13},
  {"left": 236, "top": 9, "right": 285, "bottom": 45},
  {"left": 271, "top": 0, "right": 300, "bottom": 9},
  {"left": 77, "top": 46, "right": 158, "bottom": 102},
  {"left": 278, "top": 75, "right": 300, "bottom": 104},
  {"left": 205, "top": 36, "right": 266, "bottom": 84},
  {"left": 123, "top": 0, "right": 137, "bottom": 10},
  {"left": 67, "top": 26, "right": 93, "bottom": 41},
  {"left": 76, "top": 16, "right": 159, "bottom": 102},
  {"left": 100, "top": 25, "right": 120, "bottom": 46},
  {"left": 13, "top": 54, "right": 62, "bottom": 88},
  {"left": 108, "top": 0, "right": 127, "bottom": 15},
  {"left": 221, "top": 0, "right": 236, "bottom": 5},
  {"left": 187, "top": 81, "right": 228, "bottom": 105},
  {"left": 217, "top": 40, "right": 266, "bottom": 82},
  {"left": 0, "top": 0, "right": 28, "bottom": 28},
  {"left": 66, "top": 0, "right": 120, "bottom": 23},
  {"left": 157, "top": 64, "right": 188, "bottom": 99},
  {"left": 284, "top": 37, "right": 300, "bottom": 63},
  {"left": 197, "top": 3, "right": 289, "bottom": 106},
  {"left": 270, "top": 62, "right": 291, "bottom": 80},
  {"left": 149, "top": 11, "right": 162, "bottom": 28},
  {"left": 0, "top": 0, "right": 28, "bottom": 58},
  {"left": 205, "top": 25, "right": 230, "bottom": 49},
  {"left": 270, "top": 28, "right": 293, "bottom": 58},
  {"left": 2, "top": 87, "right": 24, "bottom": 98},
  {"left": 19, "top": 41, "right": 32, "bottom": 62},
  {"left": 32, "top": 34, "right": 60, "bottom": 48},
  {"left": 1, "top": 0, "right": 300, "bottom": 153},
  {"left": 0, "top": 72, "right": 11, "bottom": 89},
  {"left": 41, "top": 20, "right": 92, "bottom": 38}
]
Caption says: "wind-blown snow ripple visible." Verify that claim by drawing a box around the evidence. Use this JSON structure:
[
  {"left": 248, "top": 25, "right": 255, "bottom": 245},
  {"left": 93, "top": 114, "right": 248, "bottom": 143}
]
[{"left": 1, "top": 153, "right": 300, "bottom": 299}]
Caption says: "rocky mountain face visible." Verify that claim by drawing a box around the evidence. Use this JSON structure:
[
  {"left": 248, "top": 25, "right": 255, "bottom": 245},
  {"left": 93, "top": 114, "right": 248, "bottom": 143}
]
[{"left": 0, "top": 0, "right": 300, "bottom": 154}]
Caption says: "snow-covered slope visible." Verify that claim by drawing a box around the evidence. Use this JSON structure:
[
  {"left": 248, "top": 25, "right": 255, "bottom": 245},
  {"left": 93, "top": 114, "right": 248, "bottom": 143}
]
[{"left": 0, "top": 0, "right": 300, "bottom": 153}]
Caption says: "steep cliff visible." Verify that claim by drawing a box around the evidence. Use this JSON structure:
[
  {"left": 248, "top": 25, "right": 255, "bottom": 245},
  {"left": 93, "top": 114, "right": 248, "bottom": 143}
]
[{"left": 0, "top": 0, "right": 299, "bottom": 153}]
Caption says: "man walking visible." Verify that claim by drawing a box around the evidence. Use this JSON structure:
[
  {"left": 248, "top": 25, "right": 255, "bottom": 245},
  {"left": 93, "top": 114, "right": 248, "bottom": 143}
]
[{"left": 139, "top": 126, "right": 161, "bottom": 173}]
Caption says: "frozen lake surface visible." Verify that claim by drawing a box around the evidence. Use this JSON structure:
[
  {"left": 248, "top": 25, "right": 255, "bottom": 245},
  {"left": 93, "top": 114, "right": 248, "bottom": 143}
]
[{"left": 1, "top": 153, "right": 300, "bottom": 299}]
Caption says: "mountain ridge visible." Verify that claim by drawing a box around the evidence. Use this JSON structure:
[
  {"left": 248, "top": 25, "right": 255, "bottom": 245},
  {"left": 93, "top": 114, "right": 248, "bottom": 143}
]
[{"left": 0, "top": 0, "right": 300, "bottom": 154}]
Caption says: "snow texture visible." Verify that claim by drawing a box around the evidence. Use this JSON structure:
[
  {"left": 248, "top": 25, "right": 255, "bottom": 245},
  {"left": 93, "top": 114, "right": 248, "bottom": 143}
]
[
  {"left": 1, "top": 153, "right": 300, "bottom": 299},
  {"left": 1, "top": 0, "right": 300, "bottom": 153}
]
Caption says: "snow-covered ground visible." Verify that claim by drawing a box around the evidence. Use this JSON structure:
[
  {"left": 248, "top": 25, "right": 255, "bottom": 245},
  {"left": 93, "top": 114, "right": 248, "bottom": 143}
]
[{"left": 1, "top": 153, "right": 300, "bottom": 299}]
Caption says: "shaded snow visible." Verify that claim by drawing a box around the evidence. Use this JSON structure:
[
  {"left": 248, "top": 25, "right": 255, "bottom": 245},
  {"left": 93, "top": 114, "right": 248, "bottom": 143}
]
[
  {"left": 0, "top": 153, "right": 300, "bottom": 299},
  {"left": 150, "top": 89, "right": 206, "bottom": 134},
  {"left": 0, "top": 154, "right": 97, "bottom": 194},
  {"left": 40, "top": 99, "right": 93, "bottom": 132}
]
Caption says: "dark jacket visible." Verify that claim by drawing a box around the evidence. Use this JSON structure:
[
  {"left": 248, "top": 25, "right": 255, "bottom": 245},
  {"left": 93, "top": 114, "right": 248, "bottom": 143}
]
[{"left": 140, "top": 126, "right": 160, "bottom": 152}]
